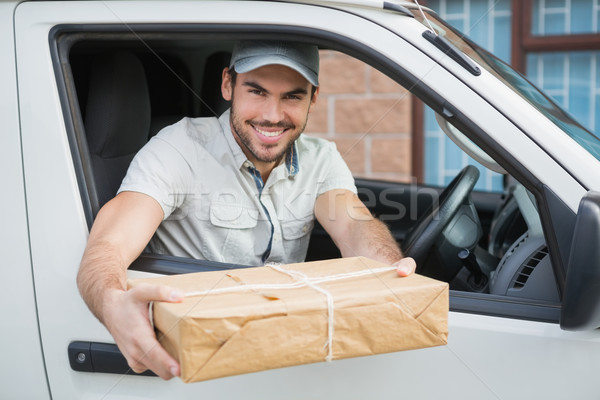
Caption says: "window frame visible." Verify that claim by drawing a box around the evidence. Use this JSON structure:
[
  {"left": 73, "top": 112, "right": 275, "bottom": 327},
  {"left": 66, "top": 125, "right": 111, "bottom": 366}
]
[{"left": 51, "top": 22, "right": 563, "bottom": 324}]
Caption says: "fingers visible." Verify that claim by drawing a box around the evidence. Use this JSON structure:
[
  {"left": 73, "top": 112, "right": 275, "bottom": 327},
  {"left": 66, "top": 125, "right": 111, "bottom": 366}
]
[
  {"left": 128, "top": 283, "right": 185, "bottom": 304},
  {"left": 125, "top": 331, "right": 180, "bottom": 379},
  {"left": 103, "top": 285, "right": 185, "bottom": 380},
  {"left": 125, "top": 285, "right": 184, "bottom": 379},
  {"left": 393, "top": 257, "right": 416, "bottom": 277}
]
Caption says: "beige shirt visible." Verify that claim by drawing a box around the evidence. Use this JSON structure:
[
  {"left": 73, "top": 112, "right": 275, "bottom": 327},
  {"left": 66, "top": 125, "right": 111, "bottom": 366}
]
[{"left": 119, "top": 109, "right": 356, "bottom": 266}]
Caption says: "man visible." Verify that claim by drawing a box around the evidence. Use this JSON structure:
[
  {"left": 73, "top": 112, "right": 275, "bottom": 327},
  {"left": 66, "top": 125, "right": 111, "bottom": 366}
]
[{"left": 77, "top": 40, "right": 416, "bottom": 380}]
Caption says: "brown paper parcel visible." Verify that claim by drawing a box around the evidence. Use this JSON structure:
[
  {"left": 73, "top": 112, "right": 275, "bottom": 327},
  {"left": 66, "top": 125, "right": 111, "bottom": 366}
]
[{"left": 128, "top": 257, "right": 449, "bottom": 383}]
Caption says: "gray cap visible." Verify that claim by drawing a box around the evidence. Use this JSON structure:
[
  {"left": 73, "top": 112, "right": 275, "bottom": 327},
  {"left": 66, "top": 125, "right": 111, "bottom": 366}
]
[{"left": 229, "top": 41, "right": 319, "bottom": 87}]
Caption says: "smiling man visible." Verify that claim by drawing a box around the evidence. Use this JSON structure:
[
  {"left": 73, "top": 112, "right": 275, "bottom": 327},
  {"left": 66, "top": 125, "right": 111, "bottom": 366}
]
[{"left": 77, "top": 41, "right": 416, "bottom": 380}]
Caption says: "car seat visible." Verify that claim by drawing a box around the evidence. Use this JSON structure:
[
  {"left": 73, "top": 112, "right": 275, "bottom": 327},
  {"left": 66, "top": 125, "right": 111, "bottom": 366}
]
[{"left": 84, "top": 51, "right": 151, "bottom": 210}]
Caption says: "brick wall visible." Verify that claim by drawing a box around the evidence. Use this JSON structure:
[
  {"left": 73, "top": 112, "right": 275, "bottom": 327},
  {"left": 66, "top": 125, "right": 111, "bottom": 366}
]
[{"left": 304, "top": 50, "right": 413, "bottom": 183}]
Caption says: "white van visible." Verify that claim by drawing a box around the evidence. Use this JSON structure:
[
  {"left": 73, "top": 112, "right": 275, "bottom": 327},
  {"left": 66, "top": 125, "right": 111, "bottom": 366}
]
[{"left": 3, "top": 0, "right": 600, "bottom": 398}]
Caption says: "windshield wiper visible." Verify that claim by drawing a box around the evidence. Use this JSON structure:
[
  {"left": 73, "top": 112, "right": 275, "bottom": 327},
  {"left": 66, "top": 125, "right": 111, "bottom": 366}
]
[{"left": 422, "top": 30, "right": 482, "bottom": 76}]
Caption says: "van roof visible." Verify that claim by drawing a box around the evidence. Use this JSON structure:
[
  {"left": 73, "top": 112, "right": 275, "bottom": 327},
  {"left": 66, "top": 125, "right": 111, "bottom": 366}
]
[
  {"left": 260, "top": 0, "right": 423, "bottom": 16},
  {"left": 10, "top": 0, "right": 424, "bottom": 14}
]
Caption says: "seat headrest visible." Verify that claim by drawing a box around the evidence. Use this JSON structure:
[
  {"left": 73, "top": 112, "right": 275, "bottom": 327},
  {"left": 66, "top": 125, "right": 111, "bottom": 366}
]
[{"left": 85, "top": 51, "right": 151, "bottom": 157}]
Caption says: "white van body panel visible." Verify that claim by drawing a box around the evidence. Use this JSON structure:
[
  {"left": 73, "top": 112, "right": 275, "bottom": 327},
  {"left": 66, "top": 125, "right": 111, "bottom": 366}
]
[{"left": 1, "top": 1, "right": 598, "bottom": 399}]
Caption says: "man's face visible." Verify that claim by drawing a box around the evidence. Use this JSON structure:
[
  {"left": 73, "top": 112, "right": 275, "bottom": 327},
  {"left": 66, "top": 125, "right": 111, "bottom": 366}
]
[{"left": 221, "top": 64, "right": 319, "bottom": 168}]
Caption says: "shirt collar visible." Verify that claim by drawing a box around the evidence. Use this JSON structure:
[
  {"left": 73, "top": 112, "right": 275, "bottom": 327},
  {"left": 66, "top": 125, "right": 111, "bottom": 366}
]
[
  {"left": 219, "top": 108, "right": 300, "bottom": 178},
  {"left": 285, "top": 140, "right": 299, "bottom": 177}
]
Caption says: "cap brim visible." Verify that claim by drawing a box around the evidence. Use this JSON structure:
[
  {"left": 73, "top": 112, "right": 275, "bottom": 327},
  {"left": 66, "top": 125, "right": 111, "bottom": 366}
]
[{"left": 233, "top": 55, "right": 319, "bottom": 87}]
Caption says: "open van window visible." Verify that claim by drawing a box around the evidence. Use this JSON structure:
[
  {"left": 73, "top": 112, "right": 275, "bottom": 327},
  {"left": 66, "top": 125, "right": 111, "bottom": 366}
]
[{"left": 57, "top": 28, "right": 560, "bottom": 324}]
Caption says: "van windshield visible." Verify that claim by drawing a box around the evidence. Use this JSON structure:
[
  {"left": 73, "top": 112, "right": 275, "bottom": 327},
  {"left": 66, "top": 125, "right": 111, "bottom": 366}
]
[{"left": 413, "top": 8, "right": 600, "bottom": 162}]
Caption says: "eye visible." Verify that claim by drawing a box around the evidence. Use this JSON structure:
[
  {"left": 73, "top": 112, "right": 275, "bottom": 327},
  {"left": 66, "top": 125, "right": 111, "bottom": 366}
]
[
  {"left": 249, "top": 89, "right": 263, "bottom": 95},
  {"left": 286, "top": 94, "right": 302, "bottom": 101}
]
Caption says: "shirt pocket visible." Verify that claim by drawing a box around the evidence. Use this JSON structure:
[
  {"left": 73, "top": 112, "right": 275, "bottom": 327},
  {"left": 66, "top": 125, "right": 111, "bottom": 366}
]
[
  {"left": 208, "top": 201, "right": 261, "bottom": 264},
  {"left": 280, "top": 218, "right": 314, "bottom": 263},
  {"left": 281, "top": 218, "right": 314, "bottom": 240}
]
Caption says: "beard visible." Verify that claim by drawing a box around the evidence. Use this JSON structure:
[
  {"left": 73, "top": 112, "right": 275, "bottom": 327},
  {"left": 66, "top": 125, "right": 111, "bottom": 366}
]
[{"left": 229, "top": 99, "right": 309, "bottom": 164}]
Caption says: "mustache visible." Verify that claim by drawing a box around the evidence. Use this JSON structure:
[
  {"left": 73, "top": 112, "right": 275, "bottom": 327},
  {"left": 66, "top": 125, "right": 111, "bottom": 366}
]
[{"left": 249, "top": 120, "right": 295, "bottom": 130}]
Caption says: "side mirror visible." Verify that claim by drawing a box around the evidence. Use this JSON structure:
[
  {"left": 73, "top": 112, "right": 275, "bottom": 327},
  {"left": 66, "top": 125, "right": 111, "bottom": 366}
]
[{"left": 561, "top": 191, "right": 600, "bottom": 331}]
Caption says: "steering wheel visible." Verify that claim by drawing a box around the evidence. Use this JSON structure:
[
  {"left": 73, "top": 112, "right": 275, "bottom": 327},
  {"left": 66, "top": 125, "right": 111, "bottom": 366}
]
[{"left": 401, "top": 165, "right": 480, "bottom": 269}]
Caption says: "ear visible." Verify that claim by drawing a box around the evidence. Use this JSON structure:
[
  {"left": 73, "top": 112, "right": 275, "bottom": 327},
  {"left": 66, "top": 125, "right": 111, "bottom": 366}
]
[
  {"left": 221, "top": 67, "right": 233, "bottom": 101},
  {"left": 308, "top": 86, "right": 320, "bottom": 112}
]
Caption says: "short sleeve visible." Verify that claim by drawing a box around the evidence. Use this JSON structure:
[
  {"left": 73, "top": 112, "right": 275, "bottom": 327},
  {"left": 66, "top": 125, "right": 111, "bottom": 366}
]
[
  {"left": 118, "top": 124, "right": 193, "bottom": 219},
  {"left": 315, "top": 141, "right": 357, "bottom": 196}
]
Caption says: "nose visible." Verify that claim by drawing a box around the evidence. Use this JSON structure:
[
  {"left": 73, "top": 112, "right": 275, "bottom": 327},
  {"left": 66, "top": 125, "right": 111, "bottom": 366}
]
[{"left": 262, "top": 97, "right": 285, "bottom": 123}]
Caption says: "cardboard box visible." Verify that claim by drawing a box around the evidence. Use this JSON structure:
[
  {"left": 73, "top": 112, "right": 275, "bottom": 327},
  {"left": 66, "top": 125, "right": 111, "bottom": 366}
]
[{"left": 128, "top": 257, "right": 448, "bottom": 383}]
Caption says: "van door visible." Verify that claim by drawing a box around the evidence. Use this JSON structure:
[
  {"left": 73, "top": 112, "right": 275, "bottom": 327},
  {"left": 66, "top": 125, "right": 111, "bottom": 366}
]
[{"left": 15, "top": 1, "right": 600, "bottom": 399}]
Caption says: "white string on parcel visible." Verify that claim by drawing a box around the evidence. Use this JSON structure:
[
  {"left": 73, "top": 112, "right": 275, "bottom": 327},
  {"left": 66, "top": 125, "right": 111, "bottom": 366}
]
[
  {"left": 267, "top": 263, "right": 336, "bottom": 361},
  {"left": 181, "top": 264, "right": 398, "bottom": 362}
]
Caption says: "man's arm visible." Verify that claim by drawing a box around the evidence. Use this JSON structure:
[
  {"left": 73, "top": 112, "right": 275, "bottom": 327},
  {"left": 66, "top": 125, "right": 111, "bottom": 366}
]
[
  {"left": 77, "top": 191, "right": 183, "bottom": 379},
  {"left": 314, "top": 189, "right": 416, "bottom": 276}
]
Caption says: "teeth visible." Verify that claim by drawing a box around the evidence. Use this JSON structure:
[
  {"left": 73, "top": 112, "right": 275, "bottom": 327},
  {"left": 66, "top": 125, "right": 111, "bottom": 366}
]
[{"left": 256, "top": 127, "right": 284, "bottom": 137}]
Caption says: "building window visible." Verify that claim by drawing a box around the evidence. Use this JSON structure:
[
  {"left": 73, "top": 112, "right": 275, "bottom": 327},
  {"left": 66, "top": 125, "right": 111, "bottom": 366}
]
[
  {"left": 527, "top": 0, "right": 600, "bottom": 133},
  {"left": 421, "top": 0, "right": 600, "bottom": 192},
  {"left": 531, "top": 0, "right": 600, "bottom": 35},
  {"left": 526, "top": 51, "right": 600, "bottom": 132}
]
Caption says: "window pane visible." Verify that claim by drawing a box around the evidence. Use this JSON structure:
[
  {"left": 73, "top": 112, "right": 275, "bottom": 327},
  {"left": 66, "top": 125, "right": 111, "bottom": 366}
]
[
  {"left": 569, "top": 53, "right": 593, "bottom": 126},
  {"left": 572, "top": 0, "right": 595, "bottom": 33},
  {"left": 542, "top": 53, "right": 566, "bottom": 92},
  {"left": 470, "top": 0, "right": 490, "bottom": 47},
  {"left": 544, "top": 13, "right": 567, "bottom": 35},
  {"left": 533, "top": 0, "right": 599, "bottom": 35},
  {"left": 424, "top": 133, "right": 441, "bottom": 185},
  {"left": 527, "top": 51, "right": 600, "bottom": 133},
  {"left": 495, "top": 0, "right": 510, "bottom": 12},
  {"left": 446, "top": 0, "right": 465, "bottom": 14},
  {"left": 546, "top": 0, "right": 566, "bottom": 7},
  {"left": 493, "top": 14, "right": 511, "bottom": 62}
]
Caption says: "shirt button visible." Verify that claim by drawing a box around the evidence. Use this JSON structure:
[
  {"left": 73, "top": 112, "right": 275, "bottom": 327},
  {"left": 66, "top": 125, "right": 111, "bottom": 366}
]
[{"left": 302, "top": 225, "right": 308, "bottom": 233}]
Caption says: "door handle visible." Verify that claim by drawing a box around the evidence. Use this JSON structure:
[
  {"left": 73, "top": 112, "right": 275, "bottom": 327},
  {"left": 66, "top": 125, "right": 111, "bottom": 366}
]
[{"left": 68, "top": 341, "right": 156, "bottom": 376}]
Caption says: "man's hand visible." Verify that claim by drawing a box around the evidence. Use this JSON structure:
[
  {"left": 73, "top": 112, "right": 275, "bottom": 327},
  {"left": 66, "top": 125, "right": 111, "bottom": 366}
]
[
  {"left": 102, "top": 284, "right": 184, "bottom": 380},
  {"left": 392, "top": 257, "right": 417, "bottom": 277},
  {"left": 77, "top": 192, "right": 178, "bottom": 377}
]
